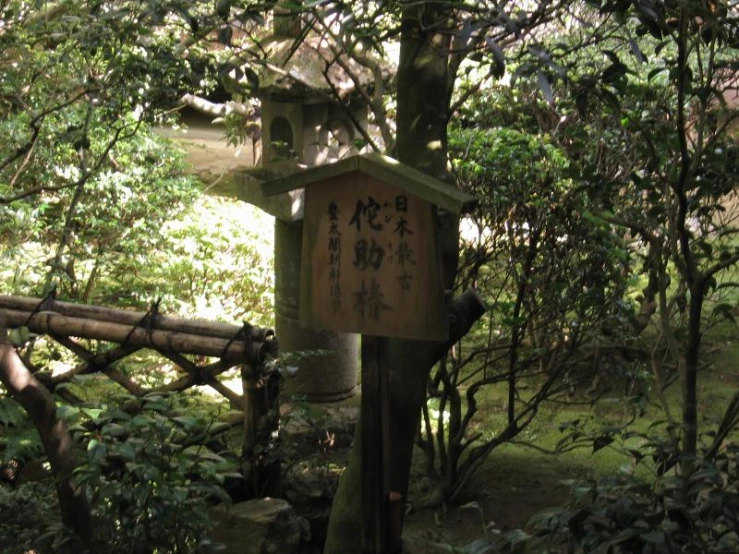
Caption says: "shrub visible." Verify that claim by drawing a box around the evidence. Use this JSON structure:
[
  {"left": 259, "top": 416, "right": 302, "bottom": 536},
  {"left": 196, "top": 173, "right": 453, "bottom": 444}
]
[
  {"left": 68, "top": 393, "right": 240, "bottom": 553},
  {"left": 0, "top": 481, "right": 70, "bottom": 554}
]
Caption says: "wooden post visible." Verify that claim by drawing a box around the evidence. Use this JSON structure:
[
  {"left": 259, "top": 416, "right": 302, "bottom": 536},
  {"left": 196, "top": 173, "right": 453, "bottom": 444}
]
[
  {"left": 380, "top": 341, "right": 403, "bottom": 554},
  {"left": 241, "top": 359, "right": 282, "bottom": 499},
  {"left": 242, "top": 363, "right": 259, "bottom": 486},
  {"left": 361, "top": 335, "right": 386, "bottom": 554}
]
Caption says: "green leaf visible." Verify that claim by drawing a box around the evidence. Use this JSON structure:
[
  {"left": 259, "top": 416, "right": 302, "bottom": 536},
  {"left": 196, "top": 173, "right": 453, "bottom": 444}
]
[
  {"left": 485, "top": 38, "right": 506, "bottom": 78},
  {"left": 559, "top": 419, "right": 581, "bottom": 431},
  {"left": 461, "top": 538, "right": 494, "bottom": 554},
  {"left": 218, "top": 25, "right": 233, "bottom": 46},
  {"left": 173, "top": 416, "right": 201, "bottom": 430},
  {"left": 502, "top": 529, "right": 532, "bottom": 552},
  {"left": 628, "top": 39, "right": 646, "bottom": 63},
  {"left": 607, "top": 527, "right": 641, "bottom": 547},
  {"left": 716, "top": 281, "right": 739, "bottom": 291},
  {"left": 57, "top": 405, "right": 80, "bottom": 421},
  {"left": 221, "top": 472, "right": 245, "bottom": 480},
  {"left": 87, "top": 438, "right": 107, "bottom": 463},
  {"left": 216, "top": 0, "right": 230, "bottom": 19},
  {"left": 117, "top": 441, "right": 137, "bottom": 461},
  {"left": 582, "top": 211, "right": 609, "bottom": 226},
  {"left": 198, "top": 452, "right": 227, "bottom": 463},
  {"left": 81, "top": 407, "right": 103, "bottom": 420},
  {"left": 626, "top": 448, "right": 645, "bottom": 463},
  {"left": 711, "top": 303, "right": 736, "bottom": 324},
  {"left": 101, "top": 423, "right": 127, "bottom": 438},
  {"left": 459, "top": 501, "right": 482, "bottom": 512},
  {"left": 8, "top": 326, "right": 30, "bottom": 346}
]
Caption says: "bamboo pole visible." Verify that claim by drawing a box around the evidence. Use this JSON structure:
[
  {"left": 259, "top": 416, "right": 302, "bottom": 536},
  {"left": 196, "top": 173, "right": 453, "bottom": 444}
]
[
  {"left": 2, "top": 309, "right": 276, "bottom": 362},
  {"left": 0, "top": 295, "right": 273, "bottom": 342}
]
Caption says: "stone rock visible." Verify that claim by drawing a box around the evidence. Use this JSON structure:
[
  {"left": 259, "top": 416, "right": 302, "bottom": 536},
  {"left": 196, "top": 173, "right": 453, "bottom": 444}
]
[
  {"left": 211, "top": 498, "right": 310, "bottom": 554},
  {"left": 323, "top": 405, "right": 359, "bottom": 427},
  {"left": 283, "top": 461, "right": 342, "bottom": 506},
  {"left": 282, "top": 462, "right": 343, "bottom": 549},
  {"left": 281, "top": 412, "right": 314, "bottom": 437}
]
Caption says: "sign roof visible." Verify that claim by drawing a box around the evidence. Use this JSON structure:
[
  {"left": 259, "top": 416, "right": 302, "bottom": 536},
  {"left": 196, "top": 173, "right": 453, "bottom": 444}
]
[{"left": 261, "top": 153, "right": 477, "bottom": 214}]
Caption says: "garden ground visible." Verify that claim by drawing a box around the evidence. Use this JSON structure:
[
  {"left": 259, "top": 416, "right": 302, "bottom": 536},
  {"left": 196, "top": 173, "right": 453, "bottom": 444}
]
[{"left": 398, "top": 337, "right": 738, "bottom": 552}]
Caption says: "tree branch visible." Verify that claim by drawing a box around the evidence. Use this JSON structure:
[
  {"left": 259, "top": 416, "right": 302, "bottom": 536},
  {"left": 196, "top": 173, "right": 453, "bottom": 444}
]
[{"left": 0, "top": 315, "right": 91, "bottom": 540}]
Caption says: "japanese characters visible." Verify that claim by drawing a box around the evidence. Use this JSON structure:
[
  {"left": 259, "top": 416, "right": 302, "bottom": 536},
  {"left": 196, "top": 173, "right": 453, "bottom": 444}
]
[
  {"left": 339, "top": 194, "right": 418, "bottom": 321},
  {"left": 300, "top": 173, "right": 447, "bottom": 340}
]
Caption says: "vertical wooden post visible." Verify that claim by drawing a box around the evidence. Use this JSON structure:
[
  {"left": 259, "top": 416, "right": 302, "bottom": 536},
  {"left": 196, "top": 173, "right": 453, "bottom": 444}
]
[
  {"left": 242, "top": 363, "right": 259, "bottom": 481},
  {"left": 379, "top": 341, "right": 403, "bottom": 553},
  {"left": 241, "top": 359, "right": 282, "bottom": 498},
  {"left": 260, "top": 153, "right": 476, "bottom": 553},
  {"left": 361, "top": 335, "right": 386, "bottom": 554}
]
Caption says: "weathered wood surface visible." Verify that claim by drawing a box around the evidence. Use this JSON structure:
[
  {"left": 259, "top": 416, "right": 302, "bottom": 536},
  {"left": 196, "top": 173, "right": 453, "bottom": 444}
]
[
  {"left": 361, "top": 336, "right": 386, "bottom": 553},
  {"left": 300, "top": 173, "right": 447, "bottom": 341}
]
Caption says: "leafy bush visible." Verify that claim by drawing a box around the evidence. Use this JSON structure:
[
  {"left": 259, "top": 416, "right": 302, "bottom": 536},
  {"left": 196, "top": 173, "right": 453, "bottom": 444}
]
[
  {"left": 67, "top": 393, "right": 240, "bottom": 553},
  {"left": 0, "top": 116, "right": 274, "bottom": 326},
  {"left": 144, "top": 197, "right": 274, "bottom": 325},
  {"left": 0, "top": 481, "right": 71, "bottom": 554},
  {"left": 413, "top": 124, "right": 632, "bottom": 503},
  {"left": 0, "top": 389, "right": 243, "bottom": 553},
  {"left": 0, "top": 391, "right": 44, "bottom": 464},
  {"left": 0, "top": 117, "right": 200, "bottom": 301}
]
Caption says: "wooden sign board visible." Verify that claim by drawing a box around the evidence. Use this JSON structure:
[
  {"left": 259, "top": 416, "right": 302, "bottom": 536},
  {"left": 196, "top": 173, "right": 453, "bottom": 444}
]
[{"left": 300, "top": 171, "right": 447, "bottom": 341}]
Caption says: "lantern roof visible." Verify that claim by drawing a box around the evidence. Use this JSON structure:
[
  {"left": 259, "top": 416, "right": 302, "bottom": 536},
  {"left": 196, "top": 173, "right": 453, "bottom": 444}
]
[{"left": 255, "top": 37, "right": 394, "bottom": 102}]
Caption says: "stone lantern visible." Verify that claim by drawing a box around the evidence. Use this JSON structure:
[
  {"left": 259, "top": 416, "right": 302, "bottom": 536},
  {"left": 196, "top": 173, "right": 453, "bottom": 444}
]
[{"left": 231, "top": 10, "right": 392, "bottom": 402}]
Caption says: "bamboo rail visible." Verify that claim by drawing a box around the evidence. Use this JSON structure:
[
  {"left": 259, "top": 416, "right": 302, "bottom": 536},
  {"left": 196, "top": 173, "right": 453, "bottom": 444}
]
[{"left": 0, "top": 295, "right": 276, "bottom": 363}]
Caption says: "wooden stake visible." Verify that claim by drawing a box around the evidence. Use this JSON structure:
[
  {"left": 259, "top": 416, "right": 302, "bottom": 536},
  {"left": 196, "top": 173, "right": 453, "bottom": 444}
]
[
  {"left": 242, "top": 364, "right": 259, "bottom": 461},
  {"left": 361, "top": 335, "right": 386, "bottom": 554},
  {"left": 379, "top": 341, "right": 401, "bottom": 553}
]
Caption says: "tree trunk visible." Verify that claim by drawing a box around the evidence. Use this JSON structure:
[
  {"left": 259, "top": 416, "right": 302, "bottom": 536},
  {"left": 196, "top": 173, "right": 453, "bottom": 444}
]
[
  {"left": 681, "top": 281, "right": 703, "bottom": 470},
  {"left": 0, "top": 319, "right": 92, "bottom": 541},
  {"left": 324, "top": 5, "right": 458, "bottom": 554}
]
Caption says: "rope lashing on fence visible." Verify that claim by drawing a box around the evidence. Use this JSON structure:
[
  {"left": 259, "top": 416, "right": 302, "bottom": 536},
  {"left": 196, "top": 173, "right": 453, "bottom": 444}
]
[
  {"left": 223, "top": 321, "right": 278, "bottom": 367},
  {"left": 23, "top": 286, "right": 57, "bottom": 329},
  {"left": 122, "top": 296, "right": 162, "bottom": 345},
  {"left": 222, "top": 322, "right": 250, "bottom": 361},
  {"left": 224, "top": 323, "right": 264, "bottom": 362}
]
